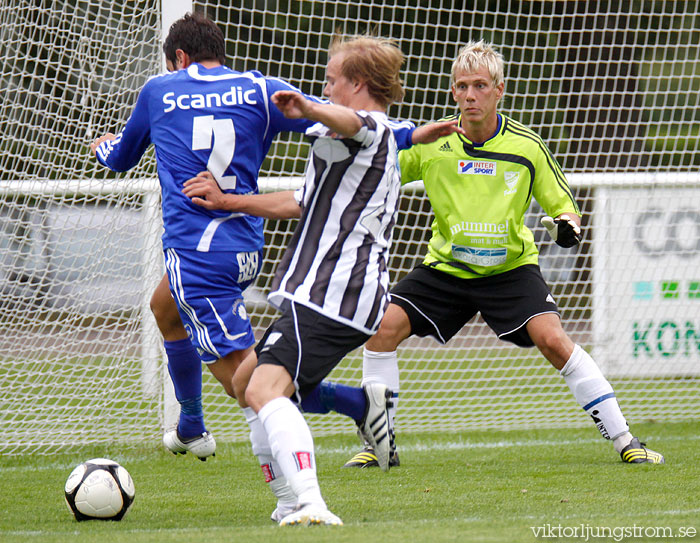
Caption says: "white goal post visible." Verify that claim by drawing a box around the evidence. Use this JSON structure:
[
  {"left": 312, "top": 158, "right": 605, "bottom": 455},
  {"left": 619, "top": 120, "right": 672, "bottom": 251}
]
[{"left": 1, "top": 1, "right": 698, "bottom": 455}]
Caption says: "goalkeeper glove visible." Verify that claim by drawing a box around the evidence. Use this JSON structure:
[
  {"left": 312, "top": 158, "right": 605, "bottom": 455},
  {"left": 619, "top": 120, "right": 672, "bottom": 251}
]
[{"left": 540, "top": 214, "right": 582, "bottom": 248}]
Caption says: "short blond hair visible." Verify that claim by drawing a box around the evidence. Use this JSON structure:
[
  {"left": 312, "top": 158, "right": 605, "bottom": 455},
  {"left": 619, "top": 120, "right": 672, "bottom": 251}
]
[
  {"left": 451, "top": 40, "right": 504, "bottom": 88},
  {"left": 329, "top": 34, "right": 405, "bottom": 107}
]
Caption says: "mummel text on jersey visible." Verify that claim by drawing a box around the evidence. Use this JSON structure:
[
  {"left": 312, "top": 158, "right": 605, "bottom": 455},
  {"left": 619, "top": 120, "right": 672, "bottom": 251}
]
[{"left": 95, "top": 64, "right": 314, "bottom": 252}]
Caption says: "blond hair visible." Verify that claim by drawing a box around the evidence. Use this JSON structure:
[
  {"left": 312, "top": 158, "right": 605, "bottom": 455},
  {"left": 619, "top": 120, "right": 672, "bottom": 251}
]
[
  {"left": 329, "top": 34, "right": 405, "bottom": 107},
  {"left": 451, "top": 40, "right": 504, "bottom": 88}
]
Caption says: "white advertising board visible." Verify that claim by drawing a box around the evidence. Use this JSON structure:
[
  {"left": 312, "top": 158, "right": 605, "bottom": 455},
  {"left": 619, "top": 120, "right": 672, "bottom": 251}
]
[{"left": 592, "top": 187, "right": 700, "bottom": 376}]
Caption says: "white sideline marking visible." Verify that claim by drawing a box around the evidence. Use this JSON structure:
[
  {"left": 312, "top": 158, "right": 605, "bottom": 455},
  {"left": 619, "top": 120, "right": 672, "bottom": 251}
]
[
  {"left": 3, "top": 433, "right": 696, "bottom": 473},
  {"left": 316, "top": 432, "right": 700, "bottom": 456}
]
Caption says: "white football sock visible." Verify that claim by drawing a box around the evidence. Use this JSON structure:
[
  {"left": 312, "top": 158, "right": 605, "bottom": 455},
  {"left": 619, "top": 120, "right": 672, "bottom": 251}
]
[
  {"left": 560, "top": 344, "right": 629, "bottom": 441},
  {"left": 258, "top": 397, "right": 325, "bottom": 508},
  {"left": 613, "top": 432, "right": 634, "bottom": 453},
  {"left": 362, "top": 348, "right": 399, "bottom": 428},
  {"left": 243, "top": 407, "right": 297, "bottom": 509}
]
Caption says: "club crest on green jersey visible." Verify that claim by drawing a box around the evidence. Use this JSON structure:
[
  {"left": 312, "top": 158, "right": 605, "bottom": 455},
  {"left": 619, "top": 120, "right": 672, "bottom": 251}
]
[{"left": 504, "top": 171, "right": 519, "bottom": 195}]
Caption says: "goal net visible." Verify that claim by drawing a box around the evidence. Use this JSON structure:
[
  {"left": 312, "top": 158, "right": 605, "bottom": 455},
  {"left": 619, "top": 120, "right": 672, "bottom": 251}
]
[{"left": 1, "top": 0, "right": 698, "bottom": 455}]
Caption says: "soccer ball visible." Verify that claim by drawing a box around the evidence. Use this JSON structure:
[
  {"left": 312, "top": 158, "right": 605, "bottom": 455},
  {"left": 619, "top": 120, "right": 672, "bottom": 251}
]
[{"left": 64, "top": 458, "right": 135, "bottom": 521}]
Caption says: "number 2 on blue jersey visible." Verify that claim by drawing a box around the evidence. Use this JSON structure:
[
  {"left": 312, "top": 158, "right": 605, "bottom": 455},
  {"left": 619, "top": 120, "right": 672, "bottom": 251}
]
[{"left": 192, "top": 115, "right": 237, "bottom": 190}]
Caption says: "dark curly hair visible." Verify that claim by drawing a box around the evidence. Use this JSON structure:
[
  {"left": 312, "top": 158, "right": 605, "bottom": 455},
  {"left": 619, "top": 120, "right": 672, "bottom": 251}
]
[{"left": 163, "top": 13, "right": 225, "bottom": 66}]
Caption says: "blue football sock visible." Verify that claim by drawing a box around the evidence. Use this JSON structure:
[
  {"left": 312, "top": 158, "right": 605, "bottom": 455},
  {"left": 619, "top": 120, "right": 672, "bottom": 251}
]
[
  {"left": 301, "top": 381, "right": 366, "bottom": 423},
  {"left": 300, "top": 383, "right": 329, "bottom": 414},
  {"left": 179, "top": 402, "right": 205, "bottom": 437},
  {"left": 164, "top": 338, "right": 205, "bottom": 437}
]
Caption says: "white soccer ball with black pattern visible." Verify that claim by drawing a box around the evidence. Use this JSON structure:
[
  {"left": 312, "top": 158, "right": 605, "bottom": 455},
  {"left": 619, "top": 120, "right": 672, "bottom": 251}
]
[{"left": 64, "top": 458, "right": 135, "bottom": 521}]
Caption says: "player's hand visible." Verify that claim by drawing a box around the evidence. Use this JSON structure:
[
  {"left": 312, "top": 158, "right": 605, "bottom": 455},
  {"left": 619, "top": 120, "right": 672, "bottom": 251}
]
[
  {"left": 541, "top": 214, "right": 582, "bottom": 248},
  {"left": 89, "top": 133, "right": 116, "bottom": 155},
  {"left": 411, "top": 119, "right": 466, "bottom": 145},
  {"left": 271, "top": 90, "right": 310, "bottom": 119},
  {"left": 183, "top": 171, "right": 230, "bottom": 210}
]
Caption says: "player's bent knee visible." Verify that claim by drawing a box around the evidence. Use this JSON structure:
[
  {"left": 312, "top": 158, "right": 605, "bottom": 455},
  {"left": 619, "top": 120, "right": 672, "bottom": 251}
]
[
  {"left": 244, "top": 385, "right": 264, "bottom": 412},
  {"left": 366, "top": 330, "right": 401, "bottom": 352},
  {"left": 534, "top": 331, "right": 574, "bottom": 368},
  {"left": 367, "top": 304, "right": 410, "bottom": 351}
]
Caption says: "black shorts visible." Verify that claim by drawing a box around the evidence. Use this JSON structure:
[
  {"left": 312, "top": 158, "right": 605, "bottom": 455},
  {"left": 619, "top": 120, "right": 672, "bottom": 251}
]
[
  {"left": 254, "top": 302, "right": 370, "bottom": 402},
  {"left": 389, "top": 264, "right": 559, "bottom": 347}
]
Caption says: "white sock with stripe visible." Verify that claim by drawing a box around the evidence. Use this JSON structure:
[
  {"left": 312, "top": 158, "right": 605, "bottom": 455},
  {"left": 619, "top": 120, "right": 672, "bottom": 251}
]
[
  {"left": 560, "top": 344, "right": 630, "bottom": 445},
  {"left": 362, "top": 348, "right": 399, "bottom": 428},
  {"left": 243, "top": 407, "right": 297, "bottom": 512},
  {"left": 258, "top": 397, "right": 325, "bottom": 508}
]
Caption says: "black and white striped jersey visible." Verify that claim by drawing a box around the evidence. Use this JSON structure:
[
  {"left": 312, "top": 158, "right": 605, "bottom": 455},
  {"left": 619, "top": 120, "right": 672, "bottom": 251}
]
[{"left": 268, "top": 110, "right": 415, "bottom": 334}]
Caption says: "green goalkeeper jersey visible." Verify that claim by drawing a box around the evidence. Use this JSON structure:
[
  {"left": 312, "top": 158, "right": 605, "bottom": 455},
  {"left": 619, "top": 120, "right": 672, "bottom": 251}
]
[{"left": 399, "top": 113, "right": 580, "bottom": 279}]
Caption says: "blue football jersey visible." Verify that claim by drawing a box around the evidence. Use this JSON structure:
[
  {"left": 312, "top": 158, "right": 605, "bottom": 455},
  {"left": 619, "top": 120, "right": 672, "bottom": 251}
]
[{"left": 95, "top": 63, "right": 314, "bottom": 252}]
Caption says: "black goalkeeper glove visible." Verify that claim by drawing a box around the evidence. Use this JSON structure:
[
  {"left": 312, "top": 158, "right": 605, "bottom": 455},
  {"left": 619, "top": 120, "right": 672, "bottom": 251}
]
[{"left": 540, "top": 215, "right": 582, "bottom": 248}]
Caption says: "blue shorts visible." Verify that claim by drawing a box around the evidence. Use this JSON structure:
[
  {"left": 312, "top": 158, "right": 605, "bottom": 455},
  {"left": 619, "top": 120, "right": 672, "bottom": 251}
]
[{"left": 164, "top": 247, "right": 262, "bottom": 363}]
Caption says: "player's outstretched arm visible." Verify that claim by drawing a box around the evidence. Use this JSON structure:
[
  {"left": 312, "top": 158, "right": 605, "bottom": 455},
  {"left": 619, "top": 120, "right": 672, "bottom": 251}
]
[
  {"left": 183, "top": 172, "right": 301, "bottom": 219},
  {"left": 411, "top": 119, "right": 466, "bottom": 145},
  {"left": 271, "top": 90, "right": 362, "bottom": 138}
]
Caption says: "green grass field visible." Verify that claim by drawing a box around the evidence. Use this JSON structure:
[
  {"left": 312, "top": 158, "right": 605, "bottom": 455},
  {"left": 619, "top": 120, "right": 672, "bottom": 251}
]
[{"left": 1, "top": 422, "right": 698, "bottom": 543}]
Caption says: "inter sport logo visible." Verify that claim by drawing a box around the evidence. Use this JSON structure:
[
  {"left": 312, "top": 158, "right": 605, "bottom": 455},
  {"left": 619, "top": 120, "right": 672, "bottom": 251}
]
[{"left": 458, "top": 160, "right": 497, "bottom": 175}]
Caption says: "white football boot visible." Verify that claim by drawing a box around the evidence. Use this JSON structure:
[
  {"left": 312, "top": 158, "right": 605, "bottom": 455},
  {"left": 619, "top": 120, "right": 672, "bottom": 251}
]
[
  {"left": 278, "top": 503, "right": 343, "bottom": 526},
  {"left": 270, "top": 502, "right": 298, "bottom": 523},
  {"left": 357, "top": 383, "right": 392, "bottom": 471},
  {"left": 162, "top": 429, "right": 216, "bottom": 461}
]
